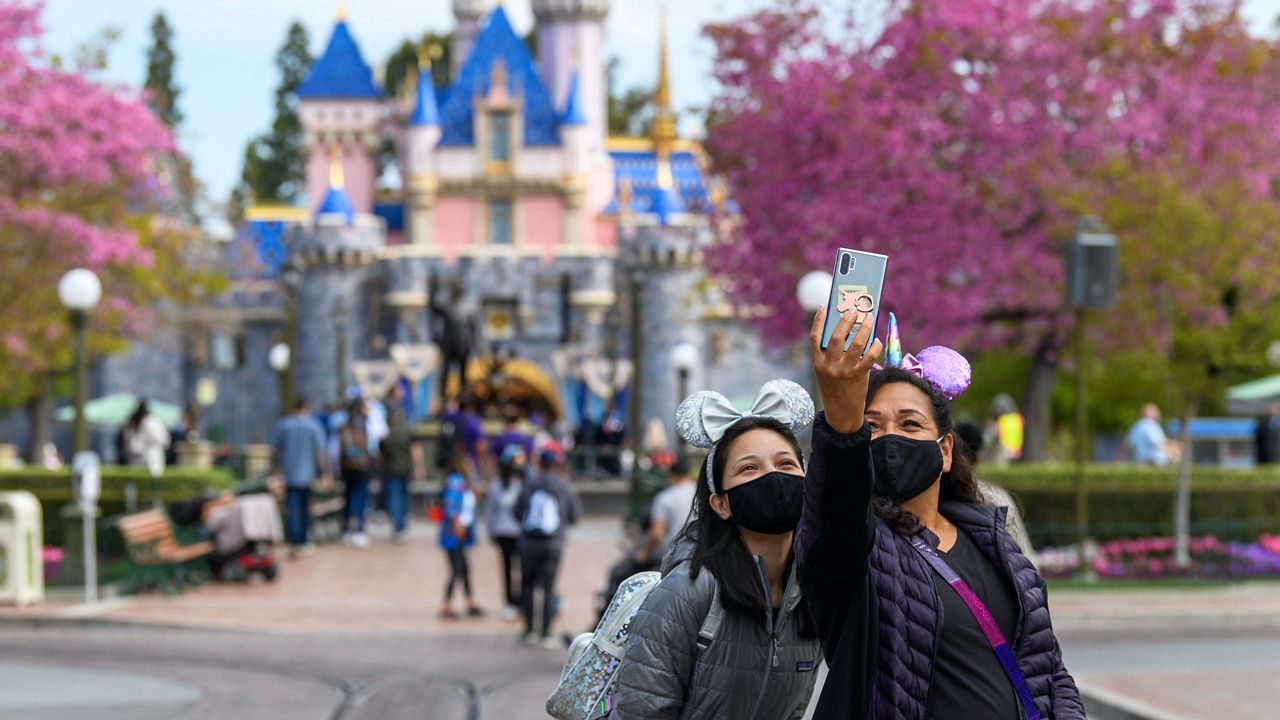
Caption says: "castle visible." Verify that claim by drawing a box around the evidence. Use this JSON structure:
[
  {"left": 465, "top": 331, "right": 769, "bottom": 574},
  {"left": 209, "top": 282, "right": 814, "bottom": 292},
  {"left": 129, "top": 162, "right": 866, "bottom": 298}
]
[{"left": 54, "top": 0, "right": 805, "bottom": 457}]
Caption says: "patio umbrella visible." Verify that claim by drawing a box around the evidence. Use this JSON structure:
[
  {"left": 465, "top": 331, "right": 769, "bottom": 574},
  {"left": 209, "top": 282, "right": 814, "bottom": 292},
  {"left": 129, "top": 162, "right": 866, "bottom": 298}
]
[
  {"left": 54, "top": 393, "right": 182, "bottom": 428},
  {"left": 1225, "top": 374, "right": 1280, "bottom": 415}
]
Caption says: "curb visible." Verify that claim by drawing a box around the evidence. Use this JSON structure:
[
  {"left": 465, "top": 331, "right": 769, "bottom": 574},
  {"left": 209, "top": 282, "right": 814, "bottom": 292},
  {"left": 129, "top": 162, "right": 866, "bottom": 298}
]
[{"left": 1079, "top": 682, "right": 1197, "bottom": 720}]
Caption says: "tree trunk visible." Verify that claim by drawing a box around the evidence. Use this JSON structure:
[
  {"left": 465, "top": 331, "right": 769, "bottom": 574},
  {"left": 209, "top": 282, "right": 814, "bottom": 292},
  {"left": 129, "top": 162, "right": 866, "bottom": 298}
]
[
  {"left": 1173, "top": 399, "right": 1199, "bottom": 569},
  {"left": 24, "top": 385, "right": 51, "bottom": 464},
  {"left": 1021, "top": 349, "right": 1058, "bottom": 463}
]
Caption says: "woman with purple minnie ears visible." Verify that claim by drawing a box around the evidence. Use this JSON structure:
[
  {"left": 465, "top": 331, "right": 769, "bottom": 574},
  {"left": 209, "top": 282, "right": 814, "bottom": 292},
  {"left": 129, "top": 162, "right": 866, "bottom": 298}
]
[{"left": 798, "top": 308, "right": 1085, "bottom": 719}]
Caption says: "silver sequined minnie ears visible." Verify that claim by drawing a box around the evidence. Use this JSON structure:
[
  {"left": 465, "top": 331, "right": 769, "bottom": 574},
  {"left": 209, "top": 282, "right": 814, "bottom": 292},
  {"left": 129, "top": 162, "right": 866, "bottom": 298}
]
[
  {"left": 676, "top": 379, "right": 816, "bottom": 494},
  {"left": 880, "top": 312, "right": 972, "bottom": 400}
]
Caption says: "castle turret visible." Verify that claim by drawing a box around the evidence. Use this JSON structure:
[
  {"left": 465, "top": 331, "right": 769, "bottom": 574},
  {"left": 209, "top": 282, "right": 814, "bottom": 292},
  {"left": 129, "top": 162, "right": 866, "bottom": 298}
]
[
  {"left": 406, "top": 49, "right": 441, "bottom": 246},
  {"left": 452, "top": 0, "right": 495, "bottom": 78},
  {"left": 532, "top": 0, "right": 610, "bottom": 150},
  {"left": 297, "top": 9, "right": 383, "bottom": 216}
]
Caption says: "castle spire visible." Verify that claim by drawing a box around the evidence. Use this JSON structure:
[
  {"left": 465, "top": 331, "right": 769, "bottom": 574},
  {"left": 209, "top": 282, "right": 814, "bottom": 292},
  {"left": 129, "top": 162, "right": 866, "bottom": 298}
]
[
  {"left": 336, "top": 1, "right": 347, "bottom": 22},
  {"left": 652, "top": 1, "right": 678, "bottom": 190}
]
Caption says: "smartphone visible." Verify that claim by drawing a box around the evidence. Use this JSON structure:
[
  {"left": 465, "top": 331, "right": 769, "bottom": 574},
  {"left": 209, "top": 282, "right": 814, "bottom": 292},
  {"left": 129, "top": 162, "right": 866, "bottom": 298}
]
[{"left": 819, "top": 248, "right": 888, "bottom": 354}]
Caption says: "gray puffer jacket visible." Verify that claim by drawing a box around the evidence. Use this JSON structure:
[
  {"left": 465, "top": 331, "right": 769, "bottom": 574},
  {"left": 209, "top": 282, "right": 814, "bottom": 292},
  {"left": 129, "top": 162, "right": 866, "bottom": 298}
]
[{"left": 609, "top": 548, "right": 822, "bottom": 720}]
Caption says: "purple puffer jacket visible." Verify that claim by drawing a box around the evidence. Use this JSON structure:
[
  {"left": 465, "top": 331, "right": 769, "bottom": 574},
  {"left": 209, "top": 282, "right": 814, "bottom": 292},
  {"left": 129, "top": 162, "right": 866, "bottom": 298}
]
[{"left": 796, "top": 415, "right": 1085, "bottom": 719}]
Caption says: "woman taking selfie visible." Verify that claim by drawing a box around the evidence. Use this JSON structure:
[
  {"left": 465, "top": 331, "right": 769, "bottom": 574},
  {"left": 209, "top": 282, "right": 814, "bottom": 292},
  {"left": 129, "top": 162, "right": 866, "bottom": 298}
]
[
  {"left": 609, "top": 380, "right": 823, "bottom": 720},
  {"left": 798, "top": 309, "right": 1084, "bottom": 719}
]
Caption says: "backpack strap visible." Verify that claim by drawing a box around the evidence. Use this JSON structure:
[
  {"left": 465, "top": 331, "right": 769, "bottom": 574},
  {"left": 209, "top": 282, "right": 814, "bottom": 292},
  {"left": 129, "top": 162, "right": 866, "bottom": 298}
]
[{"left": 695, "top": 578, "right": 724, "bottom": 651}]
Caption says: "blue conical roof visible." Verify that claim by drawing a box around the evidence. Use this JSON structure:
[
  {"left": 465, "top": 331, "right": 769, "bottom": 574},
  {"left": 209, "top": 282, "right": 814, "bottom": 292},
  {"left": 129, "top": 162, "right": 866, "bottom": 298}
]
[
  {"left": 317, "top": 187, "right": 355, "bottom": 224},
  {"left": 297, "top": 21, "right": 382, "bottom": 100},
  {"left": 411, "top": 68, "right": 440, "bottom": 126},
  {"left": 561, "top": 71, "right": 588, "bottom": 127},
  {"left": 439, "top": 6, "right": 560, "bottom": 147}
]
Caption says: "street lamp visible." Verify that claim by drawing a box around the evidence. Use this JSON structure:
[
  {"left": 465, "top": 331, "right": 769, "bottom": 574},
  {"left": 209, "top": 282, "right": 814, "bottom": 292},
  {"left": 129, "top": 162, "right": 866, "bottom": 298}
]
[
  {"left": 269, "top": 342, "right": 291, "bottom": 415},
  {"left": 796, "top": 271, "right": 833, "bottom": 411},
  {"left": 58, "top": 268, "right": 101, "bottom": 604},
  {"left": 671, "top": 341, "right": 699, "bottom": 403},
  {"left": 279, "top": 258, "right": 305, "bottom": 412},
  {"left": 58, "top": 269, "right": 102, "bottom": 455}
]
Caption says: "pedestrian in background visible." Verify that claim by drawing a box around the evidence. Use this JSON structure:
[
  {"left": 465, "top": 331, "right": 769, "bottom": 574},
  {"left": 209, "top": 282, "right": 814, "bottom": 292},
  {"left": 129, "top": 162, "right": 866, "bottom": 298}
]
[
  {"left": 485, "top": 444, "right": 526, "bottom": 620},
  {"left": 634, "top": 455, "right": 695, "bottom": 567},
  {"left": 379, "top": 406, "right": 422, "bottom": 545},
  {"left": 516, "top": 442, "right": 580, "bottom": 648},
  {"left": 339, "top": 397, "right": 374, "bottom": 548},
  {"left": 270, "top": 398, "right": 329, "bottom": 558},
  {"left": 1121, "top": 403, "right": 1169, "bottom": 466},
  {"left": 440, "top": 455, "right": 482, "bottom": 620},
  {"left": 123, "top": 400, "right": 171, "bottom": 472}
]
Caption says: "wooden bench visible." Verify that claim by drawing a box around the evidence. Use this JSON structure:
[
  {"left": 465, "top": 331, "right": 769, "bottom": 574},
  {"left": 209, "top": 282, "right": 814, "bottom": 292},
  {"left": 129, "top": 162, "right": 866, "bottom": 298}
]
[{"left": 116, "top": 508, "right": 214, "bottom": 596}]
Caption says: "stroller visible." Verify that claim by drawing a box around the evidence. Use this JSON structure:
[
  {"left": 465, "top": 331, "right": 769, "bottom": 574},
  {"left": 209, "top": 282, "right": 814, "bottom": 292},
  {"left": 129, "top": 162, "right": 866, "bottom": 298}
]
[{"left": 203, "top": 494, "right": 282, "bottom": 582}]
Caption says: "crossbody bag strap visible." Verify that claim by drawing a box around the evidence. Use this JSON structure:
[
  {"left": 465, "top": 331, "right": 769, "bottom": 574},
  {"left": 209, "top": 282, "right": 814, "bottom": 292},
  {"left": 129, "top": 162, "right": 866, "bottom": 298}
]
[{"left": 909, "top": 535, "right": 1042, "bottom": 720}]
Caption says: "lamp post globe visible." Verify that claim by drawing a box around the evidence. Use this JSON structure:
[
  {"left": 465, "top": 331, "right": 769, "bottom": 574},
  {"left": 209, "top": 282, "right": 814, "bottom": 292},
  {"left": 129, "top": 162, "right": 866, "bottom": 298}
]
[
  {"left": 269, "top": 343, "right": 291, "bottom": 373},
  {"left": 796, "top": 271, "right": 832, "bottom": 313},
  {"left": 670, "top": 341, "right": 699, "bottom": 374},
  {"left": 58, "top": 269, "right": 102, "bottom": 312}
]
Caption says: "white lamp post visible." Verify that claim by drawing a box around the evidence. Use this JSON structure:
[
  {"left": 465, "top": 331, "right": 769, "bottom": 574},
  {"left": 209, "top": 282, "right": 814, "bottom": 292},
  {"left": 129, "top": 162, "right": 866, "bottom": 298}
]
[
  {"left": 269, "top": 342, "right": 291, "bottom": 415},
  {"left": 58, "top": 268, "right": 101, "bottom": 604},
  {"left": 671, "top": 342, "right": 699, "bottom": 457}
]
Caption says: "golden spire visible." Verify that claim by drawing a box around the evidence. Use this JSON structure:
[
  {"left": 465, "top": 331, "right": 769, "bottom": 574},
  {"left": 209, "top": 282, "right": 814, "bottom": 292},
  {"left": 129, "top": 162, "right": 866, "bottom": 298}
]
[
  {"left": 417, "top": 44, "right": 432, "bottom": 71},
  {"left": 328, "top": 145, "right": 345, "bottom": 189},
  {"left": 337, "top": 1, "right": 347, "bottom": 21},
  {"left": 652, "top": 1, "right": 678, "bottom": 188},
  {"left": 656, "top": 1, "right": 672, "bottom": 114}
]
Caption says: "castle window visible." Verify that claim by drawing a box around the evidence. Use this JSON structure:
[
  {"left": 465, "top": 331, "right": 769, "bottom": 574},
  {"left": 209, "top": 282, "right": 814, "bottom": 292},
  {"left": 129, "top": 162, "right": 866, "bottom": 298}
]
[
  {"left": 489, "top": 199, "right": 513, "bottom": 245},
  {"left": 489, "top": 112, "right": 512, "bottom": 163}
]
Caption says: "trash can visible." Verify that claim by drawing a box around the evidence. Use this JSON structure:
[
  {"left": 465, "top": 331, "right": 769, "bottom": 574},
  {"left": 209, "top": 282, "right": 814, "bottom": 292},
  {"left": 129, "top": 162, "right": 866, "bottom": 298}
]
[{"left": 0, "top": 491, "right": 44, "bottom": 606}]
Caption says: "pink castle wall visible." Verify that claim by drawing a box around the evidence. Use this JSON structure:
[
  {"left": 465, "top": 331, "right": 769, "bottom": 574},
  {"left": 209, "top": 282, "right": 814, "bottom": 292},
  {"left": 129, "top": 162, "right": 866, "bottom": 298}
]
[
  {"left": 306, "top": 143, "right": 377, "bottom": 216},
  {"left": 434, "top": 197, "right": 475, "bottom": 261},
  {"left": 522, "top": 196, "right": 565, "bottom": 259}
]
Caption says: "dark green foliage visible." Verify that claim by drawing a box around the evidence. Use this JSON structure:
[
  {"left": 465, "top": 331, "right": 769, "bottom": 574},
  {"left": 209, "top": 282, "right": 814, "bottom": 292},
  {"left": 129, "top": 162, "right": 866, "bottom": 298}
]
[
  {"left": 143, "top": 12, "right": 181, "bottom": 128},
  {"left": 607, "top": 57, "right": 653, "bottom": 136},
  {"left": 980, "top": 464, "right": 1280, "bottom": 547},
  {"left": 239, "top": 22, "right": 312, "bottom": 204}
]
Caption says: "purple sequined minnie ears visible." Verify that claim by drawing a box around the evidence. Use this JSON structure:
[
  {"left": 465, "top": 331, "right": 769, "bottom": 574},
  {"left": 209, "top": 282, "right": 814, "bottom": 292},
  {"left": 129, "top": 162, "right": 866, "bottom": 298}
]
[{"left": 880, "top": 312, "right": 972, "bottom": 400}]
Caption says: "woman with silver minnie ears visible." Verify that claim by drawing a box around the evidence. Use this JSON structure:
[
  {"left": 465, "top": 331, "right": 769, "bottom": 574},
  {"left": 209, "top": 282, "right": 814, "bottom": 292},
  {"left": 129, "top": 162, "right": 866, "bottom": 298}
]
[
  {"left": 608, "top": 380, "right": 823, "bottom": 720},
  {"left": 798, "top": 310, "right": 1084, "bottom": 719}
]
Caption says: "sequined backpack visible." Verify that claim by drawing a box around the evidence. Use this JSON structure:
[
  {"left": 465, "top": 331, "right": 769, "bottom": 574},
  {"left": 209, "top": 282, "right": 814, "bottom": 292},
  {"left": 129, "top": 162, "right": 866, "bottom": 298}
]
[{"left": 546, "top": 570, "right": 723, "bottom": 720}]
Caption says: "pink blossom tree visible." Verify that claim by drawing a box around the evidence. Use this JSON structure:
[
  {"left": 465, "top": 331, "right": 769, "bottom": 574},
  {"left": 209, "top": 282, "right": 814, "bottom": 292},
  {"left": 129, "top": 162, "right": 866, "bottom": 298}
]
[
  {"left": 705, "top": 0, "right": 1280, "bottom": 461},
  {"left": 0, "top": 2, "right": 189, "bottom": 440}
]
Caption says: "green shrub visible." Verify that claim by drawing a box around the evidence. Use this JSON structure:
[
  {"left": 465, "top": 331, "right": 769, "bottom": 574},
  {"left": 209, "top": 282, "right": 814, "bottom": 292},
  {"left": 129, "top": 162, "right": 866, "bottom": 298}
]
[
  {"left": 979, "top": 464, "right": 1280, "bottom": 547},
  {"left": 0, "top": 466, "right": 237, "bottom": 547}
]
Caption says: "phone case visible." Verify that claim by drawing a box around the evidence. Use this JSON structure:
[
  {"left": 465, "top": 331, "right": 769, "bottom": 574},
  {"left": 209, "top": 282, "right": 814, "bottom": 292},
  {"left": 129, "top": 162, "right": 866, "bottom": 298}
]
[{"left": 819, "top": 248, "right": 888, "bottom": 354}]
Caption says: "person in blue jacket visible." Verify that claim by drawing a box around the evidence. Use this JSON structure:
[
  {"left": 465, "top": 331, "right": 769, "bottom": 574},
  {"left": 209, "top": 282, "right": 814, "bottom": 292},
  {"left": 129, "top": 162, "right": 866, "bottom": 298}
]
[{"left": 440, "top": 455, "right": 483, "bottom": 620}]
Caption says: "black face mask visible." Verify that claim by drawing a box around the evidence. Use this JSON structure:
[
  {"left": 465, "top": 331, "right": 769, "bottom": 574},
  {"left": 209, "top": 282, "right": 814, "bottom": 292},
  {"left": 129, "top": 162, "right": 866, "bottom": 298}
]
[
  {"left": 724, "top": 471, "right": 805, "bottom": 535},
  {"left": 870, "top": 434, "right": 945, "bottom": 502}
]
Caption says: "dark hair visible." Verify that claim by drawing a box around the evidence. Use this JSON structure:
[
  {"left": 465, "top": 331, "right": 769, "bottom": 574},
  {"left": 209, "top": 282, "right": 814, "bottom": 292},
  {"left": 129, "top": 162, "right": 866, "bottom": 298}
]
[
  {"left": 685, "top": 416, "right": 803, "bottom": 621},
  {"left": 671, "top": 455, "right": 691, "bottom": 478},
  {"left": 866, "top": 368, "right": 982, "bottom": 536},
  {"left": 127, "top": 401, "right": 150, "bottom": 430},
  {"left": 954, "top": 420, "right": 984, "bottom": 465},
  {"left": 293, "top": 397, "right": 309, "bottom": 412}
]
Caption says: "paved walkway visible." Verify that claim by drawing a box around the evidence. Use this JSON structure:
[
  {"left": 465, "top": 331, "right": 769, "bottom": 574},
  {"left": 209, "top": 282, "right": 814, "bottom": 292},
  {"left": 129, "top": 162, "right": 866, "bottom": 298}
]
[{"left": 4, "top": 514, "right": 1280, "bottom": 719}]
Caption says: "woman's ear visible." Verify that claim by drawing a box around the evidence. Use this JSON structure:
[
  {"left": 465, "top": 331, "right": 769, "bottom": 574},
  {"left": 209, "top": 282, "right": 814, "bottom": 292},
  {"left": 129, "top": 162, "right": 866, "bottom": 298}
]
[
  {"left": 940, "top": 432, "right": 954, "bottom": 474},
  {"left": 708, "top": 492, "right": 733, "bottom": 521}
]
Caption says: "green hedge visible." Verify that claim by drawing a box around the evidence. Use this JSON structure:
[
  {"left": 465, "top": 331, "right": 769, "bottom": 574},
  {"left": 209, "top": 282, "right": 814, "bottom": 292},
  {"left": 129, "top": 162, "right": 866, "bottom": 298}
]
[
  {"left": 0, "top": 466, "right": 237, "bottom": 548},
  {"left": 980, "top": 465, "right": 1280, "bottom": 547}
]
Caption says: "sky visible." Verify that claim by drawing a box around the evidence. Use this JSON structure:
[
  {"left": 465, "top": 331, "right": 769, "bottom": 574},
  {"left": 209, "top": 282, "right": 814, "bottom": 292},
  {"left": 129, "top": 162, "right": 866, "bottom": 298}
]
[{"left": 38, "top": 0, "right": 1280, "bottom": 218}]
